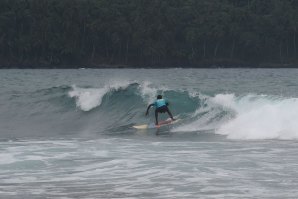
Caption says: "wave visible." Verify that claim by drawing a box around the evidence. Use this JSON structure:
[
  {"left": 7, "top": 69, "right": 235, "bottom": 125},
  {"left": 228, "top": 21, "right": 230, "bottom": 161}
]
[
  {"left": 2, "top": 81, "right": 298, "bottom": 140},
  {"left": 67, "top": 81, "right": 191, "bottom": 112}
]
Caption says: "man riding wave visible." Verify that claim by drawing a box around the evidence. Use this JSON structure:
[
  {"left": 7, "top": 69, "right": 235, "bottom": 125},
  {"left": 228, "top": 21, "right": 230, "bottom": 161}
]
[{"left": 145, "top": 95, "right": 175, "bottom": 126}]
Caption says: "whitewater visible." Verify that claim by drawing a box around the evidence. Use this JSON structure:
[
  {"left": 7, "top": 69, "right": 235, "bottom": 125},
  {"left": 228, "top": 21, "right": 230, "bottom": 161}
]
[{"left": 1, "top": 69, "right": 298, "bottom": 198}]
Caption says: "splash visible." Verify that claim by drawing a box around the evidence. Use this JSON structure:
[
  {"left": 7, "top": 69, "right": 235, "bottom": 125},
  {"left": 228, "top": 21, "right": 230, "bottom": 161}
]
[
  {"left": 68, "top": 86, "right": 107, "bottom": 111},
  {"left": 68, "top": 81, "right": 132, "bottom": 111},
  {"left": 138, "top": 81, "right": 171, "bottom": 104},
  {"left": 215, "top": 94, "right": 298, "bottom": 140},
  {"left": 174, "top": 93, "right": 298, "bottom": 140}
]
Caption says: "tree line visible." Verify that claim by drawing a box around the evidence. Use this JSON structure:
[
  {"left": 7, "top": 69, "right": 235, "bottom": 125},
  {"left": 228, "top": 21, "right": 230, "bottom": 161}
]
[{"left": 1, "top": 0, "right": 298, "bottom": 68}]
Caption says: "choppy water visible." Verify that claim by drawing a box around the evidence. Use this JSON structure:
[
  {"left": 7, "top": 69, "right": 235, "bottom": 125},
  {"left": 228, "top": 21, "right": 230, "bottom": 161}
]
[{"left": 1, "top": 69, "right": 298, "bottom": 198}]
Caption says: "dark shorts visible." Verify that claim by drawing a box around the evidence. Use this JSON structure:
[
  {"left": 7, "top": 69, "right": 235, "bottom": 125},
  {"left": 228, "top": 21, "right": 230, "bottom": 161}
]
[{"left": 156, "top": 105, "right": 168, "bottom": 113}]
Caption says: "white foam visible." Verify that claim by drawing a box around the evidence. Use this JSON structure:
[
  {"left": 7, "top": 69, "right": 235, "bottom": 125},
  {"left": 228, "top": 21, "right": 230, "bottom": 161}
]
[
  {"left": 172, "top": 93, "right": 298, "bottom": 140},
  {"left": 69, "top": 86, "right": 107, "bottom": 111},
  {"left": 172, "top": 107, "right": 224, "bottom": 132},
  {"left": 68, "top": 81, "right": 132, "bottom": 111},
  {"left": 210, "top": 93, "right": 236, "bottom": 109},
  {"left": 138, "top": 81, "right": 170, "bottom": 104},
  {"left": 0, "top": 153, "right": 17, "bottom": 164},
  {"left": 138, "top": 81, "right": 158, "bottom": 103},
  {"left": 171, "top": 93, "right": 227, "bottom": 132},
  {"left": 107, "top": 80, "right": 133, "bottom": 90},
  {"left": 216, "top": 95, "right": 298, "bottom": 140}
]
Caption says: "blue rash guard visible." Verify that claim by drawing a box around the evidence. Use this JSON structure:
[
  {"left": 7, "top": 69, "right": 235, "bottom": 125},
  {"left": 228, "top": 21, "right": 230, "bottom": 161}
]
[
  {"left": 146, "top": 97, "right": 174, "bottom": 125},
  {"left": 154, "top": 99, "right": 167, "bottom": 108}
]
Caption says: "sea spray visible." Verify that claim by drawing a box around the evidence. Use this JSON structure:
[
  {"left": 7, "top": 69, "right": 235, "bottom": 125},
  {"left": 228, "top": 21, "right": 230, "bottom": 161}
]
[
  {"left": 171, "top": 93, "right": 232, "bottom": 132},
  {"left": 138, "top": 81, "right": 171, "bottom": 104},
  {"left": 172, "top": 93, "right": 298, "bottom": 140},
  {"left": 68, "top": 86, "right": 108, "bottom": 111}
]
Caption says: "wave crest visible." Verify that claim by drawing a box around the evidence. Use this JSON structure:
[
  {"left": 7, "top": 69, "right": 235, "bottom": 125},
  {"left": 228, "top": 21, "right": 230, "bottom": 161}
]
[{"left": 68, "top": 86, "right": 108, "bottom": 111}]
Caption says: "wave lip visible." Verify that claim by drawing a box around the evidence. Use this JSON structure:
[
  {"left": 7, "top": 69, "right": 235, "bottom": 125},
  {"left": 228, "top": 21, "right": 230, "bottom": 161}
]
[
  {"left": 68, "top": 86, "right": 107, "bottom": 111},
  {"left": 68, "top": 81, "right": 173, "bottom": 112},
  {"left": 68, "top": 81, "right": 133, "bottom": 111}
]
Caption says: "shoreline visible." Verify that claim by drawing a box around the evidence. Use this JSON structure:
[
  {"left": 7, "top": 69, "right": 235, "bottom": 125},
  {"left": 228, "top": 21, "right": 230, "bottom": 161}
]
[{"left": 0, "top": 60, "right": 298, "bottom": 69}]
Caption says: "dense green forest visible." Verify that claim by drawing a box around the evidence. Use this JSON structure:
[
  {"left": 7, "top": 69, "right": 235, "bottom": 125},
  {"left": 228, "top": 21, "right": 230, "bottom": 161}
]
[{"left": 1, "top": 0, "right": 298, "bottom": 68}]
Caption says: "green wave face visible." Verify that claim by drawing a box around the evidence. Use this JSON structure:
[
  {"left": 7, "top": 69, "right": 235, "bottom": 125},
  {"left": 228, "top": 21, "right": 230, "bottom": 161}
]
[{"left": 0, "top": 83, "right": 204, "bottom": 138}]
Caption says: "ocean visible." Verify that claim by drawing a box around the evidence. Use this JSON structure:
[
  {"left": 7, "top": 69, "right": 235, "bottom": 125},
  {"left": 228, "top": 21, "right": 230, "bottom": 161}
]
[{"left": 1, "top": 69, "right": 298, "bottom": 198}]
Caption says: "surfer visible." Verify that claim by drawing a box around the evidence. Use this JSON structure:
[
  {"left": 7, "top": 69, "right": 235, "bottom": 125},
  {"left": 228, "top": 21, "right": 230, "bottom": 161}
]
[{"left": 145, "top": 95, "right": 175, "bottom": 125}]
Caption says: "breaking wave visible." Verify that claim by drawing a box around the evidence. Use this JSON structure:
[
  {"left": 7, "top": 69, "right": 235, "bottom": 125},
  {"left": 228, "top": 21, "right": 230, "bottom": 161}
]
[{"left": 2, "top": 81, "right": 298, "bottom": 140}]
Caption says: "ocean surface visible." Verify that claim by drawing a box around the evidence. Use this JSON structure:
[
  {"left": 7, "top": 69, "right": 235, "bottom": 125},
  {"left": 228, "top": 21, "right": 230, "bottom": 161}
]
[{"left": 1, "top": 69, "right": 298, "bottom": 198}]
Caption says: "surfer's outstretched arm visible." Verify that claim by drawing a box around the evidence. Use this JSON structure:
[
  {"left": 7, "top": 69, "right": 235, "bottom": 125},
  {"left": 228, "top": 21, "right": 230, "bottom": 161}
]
[{"left": 145, "top": 104, "right": 154, "bottom": 115}]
